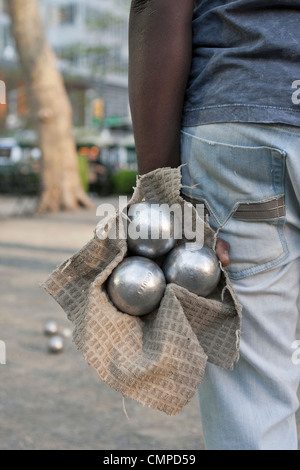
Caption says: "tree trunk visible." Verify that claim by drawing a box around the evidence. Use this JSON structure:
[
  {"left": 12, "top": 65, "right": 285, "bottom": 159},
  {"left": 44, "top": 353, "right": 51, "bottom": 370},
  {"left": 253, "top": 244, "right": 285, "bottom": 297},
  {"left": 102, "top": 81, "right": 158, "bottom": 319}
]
[{"left": 7, "top": 0, "right": 93, "bottom": 212}]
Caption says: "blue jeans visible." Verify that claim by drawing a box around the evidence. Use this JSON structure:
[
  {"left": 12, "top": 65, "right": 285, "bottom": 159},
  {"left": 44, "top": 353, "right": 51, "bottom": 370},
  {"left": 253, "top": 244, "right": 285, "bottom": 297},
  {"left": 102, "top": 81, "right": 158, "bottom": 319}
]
[{"left": 180, "top": 122, "right": 300, "bottom": 450}]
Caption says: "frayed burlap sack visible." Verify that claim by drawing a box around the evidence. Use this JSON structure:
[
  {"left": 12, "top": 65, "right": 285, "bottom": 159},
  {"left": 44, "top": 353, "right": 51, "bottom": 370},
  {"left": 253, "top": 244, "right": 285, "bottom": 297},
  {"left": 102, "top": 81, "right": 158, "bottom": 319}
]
[{"left": 42, "top": 167, "right": 242, "bottom": 416}]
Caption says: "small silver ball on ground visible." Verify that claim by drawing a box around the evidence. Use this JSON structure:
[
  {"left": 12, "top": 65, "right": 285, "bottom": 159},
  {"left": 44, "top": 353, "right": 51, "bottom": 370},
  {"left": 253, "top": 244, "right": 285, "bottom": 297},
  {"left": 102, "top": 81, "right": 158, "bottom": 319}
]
[
  {"left": 127, "top": 200, "right": 178, "bottom": 259},
  {"left": 163, "top": 243, "right": 221, "bottom": 297},
  {"left": 44, "top": 320, "right": 59, "bottom": 336},
  {"left": 48, "top": 335, "right": 64, "bottom": 353},
  {"left": 61, "top": 327, "right": 72, "bottom": 339},
  {"left": 107, "top": 256, "right": 166, "bottom": 316}
]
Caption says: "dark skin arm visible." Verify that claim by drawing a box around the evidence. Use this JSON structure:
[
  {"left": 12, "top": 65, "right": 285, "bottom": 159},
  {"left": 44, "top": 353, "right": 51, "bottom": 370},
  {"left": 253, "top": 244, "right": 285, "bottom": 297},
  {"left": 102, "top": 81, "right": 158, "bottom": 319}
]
[
  {"left": 129, "top": 0, "right": 193, "bottom": 174},
  {"left": 128, "top": 0, "right": 230, "bottom": 267}
]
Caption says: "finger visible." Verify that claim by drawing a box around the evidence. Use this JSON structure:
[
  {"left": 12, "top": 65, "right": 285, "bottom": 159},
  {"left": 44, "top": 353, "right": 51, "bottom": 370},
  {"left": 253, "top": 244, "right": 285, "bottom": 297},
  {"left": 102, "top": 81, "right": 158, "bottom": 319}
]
[{"left": 215, "top": 237, "right": 230, "bottom": 267}]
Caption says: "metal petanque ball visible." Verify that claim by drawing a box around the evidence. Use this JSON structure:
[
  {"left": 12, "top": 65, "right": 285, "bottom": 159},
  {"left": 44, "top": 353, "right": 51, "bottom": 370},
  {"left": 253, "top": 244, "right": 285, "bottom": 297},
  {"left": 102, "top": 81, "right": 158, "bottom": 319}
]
[
  {"left": 163, "top": 243, "right": 221, "bottom": 297},
  {"left": 44, "top": 320, "right": 59, "bottom": 336},
  {"left": 61, "top": 327, "right": 72, "bottom": 339},
  {"left": 127, "top": 200, "right": 178, "bottom": 259},
  {"left": 48, "top": 335, "right": 64, "bottom": 354},
  {"left": 107, "top": 256, "right": 166, "bottom": 316}
]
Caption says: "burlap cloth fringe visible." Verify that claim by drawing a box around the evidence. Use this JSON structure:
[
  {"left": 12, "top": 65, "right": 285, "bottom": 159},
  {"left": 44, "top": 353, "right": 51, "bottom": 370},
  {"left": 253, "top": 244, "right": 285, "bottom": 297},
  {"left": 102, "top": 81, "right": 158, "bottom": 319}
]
[{"left": 42, "top": 167, "right": 242, "bottom": 416}]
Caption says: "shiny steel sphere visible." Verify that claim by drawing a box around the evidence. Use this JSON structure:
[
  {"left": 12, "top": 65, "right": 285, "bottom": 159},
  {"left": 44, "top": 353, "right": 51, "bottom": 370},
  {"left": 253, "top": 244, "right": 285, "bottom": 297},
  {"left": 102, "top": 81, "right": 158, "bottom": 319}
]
[
  {"left": 44, "top": 320, "right": 59, "bottom": 336},
  {"left": 163, "top": 243, "right": 221, "bottom": 297},
  {"left": 48, "top": 335, "right": 64, "bottom": 353},
  {"left": 127, "top": 200, "right": 178, "bottom": 259},
  {"left": 61, "top": 327, "right": 72, "bottom": 339},
  {"left": 107, "top": 256, "right": 166, "bottom": 316}
]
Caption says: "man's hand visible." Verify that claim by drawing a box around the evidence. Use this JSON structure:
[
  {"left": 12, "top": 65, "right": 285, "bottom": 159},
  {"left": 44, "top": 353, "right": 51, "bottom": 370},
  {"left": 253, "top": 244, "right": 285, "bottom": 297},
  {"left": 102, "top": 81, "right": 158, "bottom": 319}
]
[{"left": 216, "top": 238, "right": 230, "bottom": 268}]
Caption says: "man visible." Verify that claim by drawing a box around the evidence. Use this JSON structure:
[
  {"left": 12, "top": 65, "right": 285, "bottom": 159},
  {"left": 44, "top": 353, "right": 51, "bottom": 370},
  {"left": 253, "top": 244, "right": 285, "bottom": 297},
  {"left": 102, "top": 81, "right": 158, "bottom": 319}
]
[{"left": 128, "top": 0, "right": 300, "bottom": 450}]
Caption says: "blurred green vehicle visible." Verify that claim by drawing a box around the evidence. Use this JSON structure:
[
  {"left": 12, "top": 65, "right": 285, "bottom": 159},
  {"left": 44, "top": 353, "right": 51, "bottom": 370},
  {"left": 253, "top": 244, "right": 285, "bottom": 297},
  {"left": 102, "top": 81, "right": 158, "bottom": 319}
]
[
  {"left": 0, "top": 130, "right": 138, "bottom": 197},
  {"left": 0, "top": 137, "right": 41, "bottom": 195}
]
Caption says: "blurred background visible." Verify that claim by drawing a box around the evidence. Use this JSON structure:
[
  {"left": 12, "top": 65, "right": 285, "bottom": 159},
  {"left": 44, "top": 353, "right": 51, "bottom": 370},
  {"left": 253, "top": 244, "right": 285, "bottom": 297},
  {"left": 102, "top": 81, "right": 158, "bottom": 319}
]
[
  {"left": 0, "top": 0, "right": 207, "bottom": 451},
  {"left": 0, "top": 0, "right": 137, "bottom": 207}
]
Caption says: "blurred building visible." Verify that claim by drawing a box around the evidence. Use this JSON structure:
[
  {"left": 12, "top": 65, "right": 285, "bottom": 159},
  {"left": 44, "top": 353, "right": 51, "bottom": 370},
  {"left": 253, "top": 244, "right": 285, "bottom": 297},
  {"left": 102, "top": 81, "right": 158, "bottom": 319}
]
[
  {"left": 0, "top": 0, "right": 132, "bottom": 132},
  {"left": 40, "top": 0, "right": 130, "bottom": 78}
]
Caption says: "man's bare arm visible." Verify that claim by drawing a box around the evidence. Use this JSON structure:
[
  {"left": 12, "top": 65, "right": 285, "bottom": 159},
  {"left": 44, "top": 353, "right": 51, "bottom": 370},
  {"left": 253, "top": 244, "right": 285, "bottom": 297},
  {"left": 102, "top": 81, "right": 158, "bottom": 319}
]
[{"left": 128, "top": 0, "right": 194, "bottom": 174}]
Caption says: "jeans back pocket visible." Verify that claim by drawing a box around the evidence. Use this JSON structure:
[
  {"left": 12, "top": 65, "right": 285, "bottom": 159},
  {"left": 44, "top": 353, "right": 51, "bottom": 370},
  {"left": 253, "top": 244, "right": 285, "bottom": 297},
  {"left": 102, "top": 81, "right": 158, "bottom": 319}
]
[{"left": 181, "top": 129, "right": 289, "bottom": 280}]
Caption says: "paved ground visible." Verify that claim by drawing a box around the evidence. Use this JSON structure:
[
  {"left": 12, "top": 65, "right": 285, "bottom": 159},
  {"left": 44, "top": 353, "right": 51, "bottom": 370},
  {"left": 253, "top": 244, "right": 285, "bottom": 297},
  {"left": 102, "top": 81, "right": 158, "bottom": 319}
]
[
  {"left": 0, "top": 195, "right": 299, "bottom": 450},
  {"left": 0, "top": 195, "right": 204, "bottom": 451}
]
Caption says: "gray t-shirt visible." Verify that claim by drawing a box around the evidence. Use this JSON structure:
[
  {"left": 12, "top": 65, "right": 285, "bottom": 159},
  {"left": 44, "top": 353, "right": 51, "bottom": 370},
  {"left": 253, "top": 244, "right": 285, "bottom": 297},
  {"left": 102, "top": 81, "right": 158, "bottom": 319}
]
[{"left": 182, "top": 0, "right": 300, "bottom": 127}]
